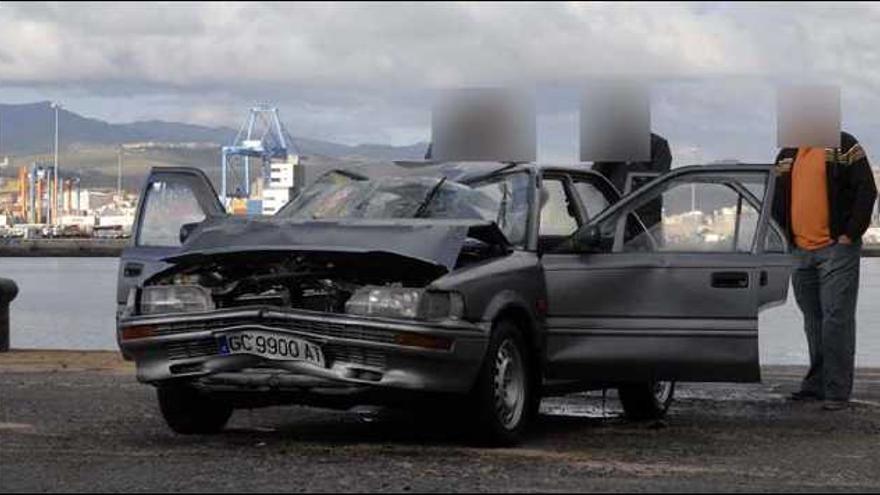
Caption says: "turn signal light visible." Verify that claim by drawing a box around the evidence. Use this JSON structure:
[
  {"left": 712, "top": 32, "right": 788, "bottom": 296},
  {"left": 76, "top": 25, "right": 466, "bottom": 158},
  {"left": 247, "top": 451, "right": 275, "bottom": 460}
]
[
  {"left": 394, "top": 332, "right": 453, "bottom": 351},
  {"left": 121, "top": 325, "right": 156, "bottom": 341}
]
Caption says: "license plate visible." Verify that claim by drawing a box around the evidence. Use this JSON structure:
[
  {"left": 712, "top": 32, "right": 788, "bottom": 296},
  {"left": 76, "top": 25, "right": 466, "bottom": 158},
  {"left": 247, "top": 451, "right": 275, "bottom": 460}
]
[{"left": 217, "top": 330, "right": 325, "bottom": 367}]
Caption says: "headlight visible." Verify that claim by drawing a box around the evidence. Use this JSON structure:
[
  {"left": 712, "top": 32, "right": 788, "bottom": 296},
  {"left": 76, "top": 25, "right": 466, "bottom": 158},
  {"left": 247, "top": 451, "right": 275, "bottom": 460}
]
[
  {"left": 345, "top": 287, "right": 464, "bottom": 320},
  {"left": 140, "top": 285, "right": 215, "bottom": 315}
]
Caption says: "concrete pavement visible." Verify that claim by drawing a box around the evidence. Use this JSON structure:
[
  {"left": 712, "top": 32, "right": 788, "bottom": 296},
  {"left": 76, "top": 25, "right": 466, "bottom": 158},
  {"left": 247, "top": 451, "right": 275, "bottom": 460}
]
[{"left": 1, "top": 351, "right": 879, "bottom": 492}]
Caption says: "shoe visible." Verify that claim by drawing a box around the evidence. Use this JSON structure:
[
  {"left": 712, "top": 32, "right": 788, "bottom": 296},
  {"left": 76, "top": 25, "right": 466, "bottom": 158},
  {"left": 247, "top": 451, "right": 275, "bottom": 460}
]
[
  {"left": 822, "top": 400, "right": 849, "bottom": 411},
  {"left": 789, "top": 390, "right": 822, "bottom": 401}
]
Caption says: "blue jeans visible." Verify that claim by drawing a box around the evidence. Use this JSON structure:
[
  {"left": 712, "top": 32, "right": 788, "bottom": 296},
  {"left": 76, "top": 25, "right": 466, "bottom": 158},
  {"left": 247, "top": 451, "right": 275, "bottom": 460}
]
[{"left": 791, "top": 241, "right": 861, "bottom": 401}]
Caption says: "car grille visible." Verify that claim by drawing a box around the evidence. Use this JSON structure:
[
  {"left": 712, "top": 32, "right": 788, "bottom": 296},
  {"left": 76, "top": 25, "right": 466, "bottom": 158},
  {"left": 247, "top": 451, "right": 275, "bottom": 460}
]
[
  {"left": 165, "top": 338, "right": 219, "bottom": 361},
  {"left": 325, "top": 344, "right": 388, "bottom": 369},
  {"left": 152, "top": 315, "right": 397, "bottom": 344}
]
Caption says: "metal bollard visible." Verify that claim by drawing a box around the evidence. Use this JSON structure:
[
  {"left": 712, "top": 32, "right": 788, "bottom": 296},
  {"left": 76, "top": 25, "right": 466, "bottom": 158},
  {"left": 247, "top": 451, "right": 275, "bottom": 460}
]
[{"left": 0, "top": 278, "right": 20, "bottom": 352}]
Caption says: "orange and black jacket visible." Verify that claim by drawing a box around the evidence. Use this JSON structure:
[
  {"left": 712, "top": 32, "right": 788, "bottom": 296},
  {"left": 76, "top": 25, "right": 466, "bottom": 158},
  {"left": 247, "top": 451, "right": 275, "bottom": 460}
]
[{"left": 772, "top": 131, "right": 878, "bottom": 243}]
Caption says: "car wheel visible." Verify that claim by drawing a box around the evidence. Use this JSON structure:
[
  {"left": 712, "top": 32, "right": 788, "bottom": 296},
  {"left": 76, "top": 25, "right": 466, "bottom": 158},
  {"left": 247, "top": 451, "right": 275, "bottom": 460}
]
[
  {"left": 157, "top": 385, "right": 233, "bottom": 434},
  {"left": 470, "top": 319, "right": 533, "bottom": 446},
  {"left": 618, "top": 381, "right": 675, "bottom": 421}
]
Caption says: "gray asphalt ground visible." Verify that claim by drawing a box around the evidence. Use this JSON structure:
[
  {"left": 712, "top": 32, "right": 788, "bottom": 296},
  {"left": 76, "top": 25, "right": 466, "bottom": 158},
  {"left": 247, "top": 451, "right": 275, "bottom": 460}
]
[{"left": 1, "top": 352, "right": 879, "bottom": 492}]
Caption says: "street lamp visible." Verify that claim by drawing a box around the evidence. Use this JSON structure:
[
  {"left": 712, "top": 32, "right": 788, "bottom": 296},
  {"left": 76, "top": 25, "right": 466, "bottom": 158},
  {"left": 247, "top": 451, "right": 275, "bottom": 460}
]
[
  {"left": 117, "top": 147, "right": 123, "bottom": 199},
  {"left": 50, "top": 102, "right": 62, "bottom": 224}
]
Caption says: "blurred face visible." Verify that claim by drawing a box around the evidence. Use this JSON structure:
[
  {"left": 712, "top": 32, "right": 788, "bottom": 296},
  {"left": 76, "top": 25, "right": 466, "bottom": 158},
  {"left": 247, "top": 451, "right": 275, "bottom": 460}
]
[
  {"left": 580, "top": 81, "right": 651, "bottom": 162},
  {"left": 777, "top": 85, "right": 841, "bottom": 148}
]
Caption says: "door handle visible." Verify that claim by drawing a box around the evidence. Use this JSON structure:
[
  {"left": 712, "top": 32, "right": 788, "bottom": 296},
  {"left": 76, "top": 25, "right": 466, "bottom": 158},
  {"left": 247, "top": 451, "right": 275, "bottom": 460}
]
[
  {"left": 711, "top": 271, "right": 749, "bottom": 289},
  {"left": 760, "top": 270, "right": 769, "bottom": 287},
  {"left": 123, "top": 263, "right": 143, "bottom": 278}
]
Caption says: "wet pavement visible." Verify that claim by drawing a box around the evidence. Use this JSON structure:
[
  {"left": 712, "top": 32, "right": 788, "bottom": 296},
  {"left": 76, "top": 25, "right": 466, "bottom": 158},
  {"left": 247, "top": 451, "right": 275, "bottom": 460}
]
[{"left": 1, "top": 352, "right": 879, "bottom": 492}]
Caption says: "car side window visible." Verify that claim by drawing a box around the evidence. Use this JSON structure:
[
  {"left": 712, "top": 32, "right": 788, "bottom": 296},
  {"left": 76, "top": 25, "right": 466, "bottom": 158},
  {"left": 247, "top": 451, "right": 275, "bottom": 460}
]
[
  {"left": 621, "top": 180, "right": 764, "bottom": 253},
  {"left": 539, "top": 178, "right": 580, "bottom": 238},
  {"left": 572, "top": 178, "right": 611, "bottom": 221},
  {"left": 138, "top": 181, "right": 206, "bottom": 247},
  {"left": 587, "top": 171, "right": 771, "bottom": 254},
  {"left": 623, "top": 183, "right": 759, "bottom": 253},
  {"left": 470, "top": 172, "right": 531, "bottom": 248},
  {"left": 765, "top": 224, "right": 786, "bottom": 253}
]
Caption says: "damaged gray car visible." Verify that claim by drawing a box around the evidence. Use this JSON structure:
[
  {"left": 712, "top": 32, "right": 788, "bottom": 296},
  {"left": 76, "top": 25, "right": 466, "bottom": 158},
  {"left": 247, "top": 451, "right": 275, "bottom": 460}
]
[{"left": 116, "top": 161, "right": 792, "bottom": 444}]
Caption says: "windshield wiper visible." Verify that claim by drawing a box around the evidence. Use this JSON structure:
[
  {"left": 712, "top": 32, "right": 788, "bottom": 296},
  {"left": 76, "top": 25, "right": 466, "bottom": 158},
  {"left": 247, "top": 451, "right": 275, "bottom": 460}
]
[{"left": 413, "top": 177, "right": 447, "bottom": 218}]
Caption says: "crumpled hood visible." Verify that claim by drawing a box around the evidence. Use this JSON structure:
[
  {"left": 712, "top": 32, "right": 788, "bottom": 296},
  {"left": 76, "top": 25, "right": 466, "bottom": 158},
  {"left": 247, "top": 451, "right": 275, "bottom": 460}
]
[{"left": 165, "top": 216, "right": 510, "bottom": 272}]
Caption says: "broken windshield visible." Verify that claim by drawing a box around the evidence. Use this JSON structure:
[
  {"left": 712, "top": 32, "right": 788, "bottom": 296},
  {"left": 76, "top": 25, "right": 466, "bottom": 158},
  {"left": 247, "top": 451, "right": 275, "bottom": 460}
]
[{"left": 277, "top": 171, "right": 531, "bottom": 246}]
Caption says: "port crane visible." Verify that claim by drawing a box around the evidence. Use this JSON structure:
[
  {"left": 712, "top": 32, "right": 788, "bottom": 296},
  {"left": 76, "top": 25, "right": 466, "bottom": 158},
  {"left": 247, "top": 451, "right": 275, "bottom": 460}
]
[{"left": 220, "top": 106, "right": 297, "bottom": 204}]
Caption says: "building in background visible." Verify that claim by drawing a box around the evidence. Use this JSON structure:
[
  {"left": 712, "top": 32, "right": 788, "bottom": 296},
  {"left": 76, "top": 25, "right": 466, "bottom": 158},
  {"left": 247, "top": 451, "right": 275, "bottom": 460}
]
[{"left": 261, "top": 155, "right": 300, "bottom": 215}]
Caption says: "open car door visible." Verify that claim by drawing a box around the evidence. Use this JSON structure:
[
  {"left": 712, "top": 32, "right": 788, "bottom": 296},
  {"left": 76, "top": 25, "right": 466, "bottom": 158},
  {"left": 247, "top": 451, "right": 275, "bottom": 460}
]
[
  {"left": 116, "top": 168, "right": 224, "bottom": 336},
  {"left": 541, "top": 165, "right": 792, "bottom": 384}
]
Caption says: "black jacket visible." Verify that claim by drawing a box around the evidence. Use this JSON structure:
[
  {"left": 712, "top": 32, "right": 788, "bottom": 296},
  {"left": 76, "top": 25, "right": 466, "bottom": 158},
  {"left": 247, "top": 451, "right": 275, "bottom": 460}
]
[{"left": 772, "top": 131, "right": 878, "bottom": 243}]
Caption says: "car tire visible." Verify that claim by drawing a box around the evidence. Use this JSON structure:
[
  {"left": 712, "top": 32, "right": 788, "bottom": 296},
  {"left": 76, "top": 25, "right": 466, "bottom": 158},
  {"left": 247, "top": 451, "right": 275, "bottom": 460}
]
[
  {"left": 157, "top": 385, "right": 233, "bottom": 434},
  {"left": 618, "top": 381, "right": 675, "bottom": 421},
  {"left": 470, "top": 319, "right": 534, "bottom": 446}
]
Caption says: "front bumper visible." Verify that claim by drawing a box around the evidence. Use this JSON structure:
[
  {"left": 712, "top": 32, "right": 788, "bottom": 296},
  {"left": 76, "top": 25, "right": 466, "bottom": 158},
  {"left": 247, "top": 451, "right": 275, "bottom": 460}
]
[{"left": 118, "top": 307, "right": 490, "bottom": 395}]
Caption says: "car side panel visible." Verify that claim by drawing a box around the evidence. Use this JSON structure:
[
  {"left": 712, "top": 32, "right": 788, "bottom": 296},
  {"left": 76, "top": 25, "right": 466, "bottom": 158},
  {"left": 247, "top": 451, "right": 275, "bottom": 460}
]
[
  {"left": 758, "top": 253, "right": 793, "bottom": 310},
  {"left": 542, "top": 252, "right": 762, "bottom": 383},
  {"left": 430, "top": 251, "right": 546, "bottom": 361}
]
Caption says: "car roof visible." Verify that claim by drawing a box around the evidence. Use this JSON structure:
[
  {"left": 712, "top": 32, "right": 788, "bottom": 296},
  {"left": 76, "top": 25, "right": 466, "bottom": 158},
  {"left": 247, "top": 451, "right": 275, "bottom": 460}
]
[{"left": 336, "top": 160, "right": 600, "bottom": 184}]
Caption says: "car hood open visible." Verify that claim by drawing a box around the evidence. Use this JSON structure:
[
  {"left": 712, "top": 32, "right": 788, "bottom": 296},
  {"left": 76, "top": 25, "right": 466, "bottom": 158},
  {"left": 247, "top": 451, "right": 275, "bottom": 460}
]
[{"left": 164, "top": 216, "right": 510, "bottom": 273}]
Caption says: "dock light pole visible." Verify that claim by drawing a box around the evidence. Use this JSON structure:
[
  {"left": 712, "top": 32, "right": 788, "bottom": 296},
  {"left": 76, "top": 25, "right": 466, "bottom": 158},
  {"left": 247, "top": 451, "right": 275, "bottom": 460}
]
[
  {"left": 117, "top": 147, "right": 123, "bottom": 198},
  {"left": 50, "top": 102, "right": 62, "bottom": 224}
]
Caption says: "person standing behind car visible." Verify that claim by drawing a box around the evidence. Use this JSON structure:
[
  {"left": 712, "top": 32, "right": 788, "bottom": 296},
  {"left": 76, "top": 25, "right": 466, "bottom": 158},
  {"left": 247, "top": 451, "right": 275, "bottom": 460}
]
[
  {"left": 772, "top": 131, "right": 877, "bottom": 410},
  {"left": 592, "top": 132, "right": 672, "bottom": 194},
  {"left": 593, "top": 132, "right": 672, "bottom": 233}
]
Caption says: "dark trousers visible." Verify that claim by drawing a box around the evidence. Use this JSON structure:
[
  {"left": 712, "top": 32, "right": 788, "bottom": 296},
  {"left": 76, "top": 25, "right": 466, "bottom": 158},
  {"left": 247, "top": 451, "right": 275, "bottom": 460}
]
[{"left": 791, "top": 241, "right": 861, "bottom": 401}]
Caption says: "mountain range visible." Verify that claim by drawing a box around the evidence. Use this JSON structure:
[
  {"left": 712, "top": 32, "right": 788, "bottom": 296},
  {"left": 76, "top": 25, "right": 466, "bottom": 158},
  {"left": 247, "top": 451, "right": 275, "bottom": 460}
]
[{"left": 0, "top": 101, "right": 428, "bottom": 161}]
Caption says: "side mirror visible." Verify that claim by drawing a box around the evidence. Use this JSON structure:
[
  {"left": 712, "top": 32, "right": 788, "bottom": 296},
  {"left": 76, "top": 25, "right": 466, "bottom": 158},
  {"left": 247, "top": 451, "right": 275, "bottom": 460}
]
[
  {"left": 575, "top": 225, "right": 603, "bottom": 250},
  {"left": 179, "top": 222, "right": 201, "bottom": 244}
]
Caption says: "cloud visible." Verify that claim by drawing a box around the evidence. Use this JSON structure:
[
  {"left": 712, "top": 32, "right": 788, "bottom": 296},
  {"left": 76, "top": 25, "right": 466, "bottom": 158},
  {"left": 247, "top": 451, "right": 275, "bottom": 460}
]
[
  {"left": 0, "top": 2, "right": 878, "bottom": 164},
  {"left": 3, "top": 2, "right": 875, "bottom": 87}
]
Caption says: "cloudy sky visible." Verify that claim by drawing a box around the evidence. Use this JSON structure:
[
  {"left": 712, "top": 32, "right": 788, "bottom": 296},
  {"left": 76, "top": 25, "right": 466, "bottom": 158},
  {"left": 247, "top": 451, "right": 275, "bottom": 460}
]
[{"left": 1, "top": 1, "right": 879, "bottom": 165}]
